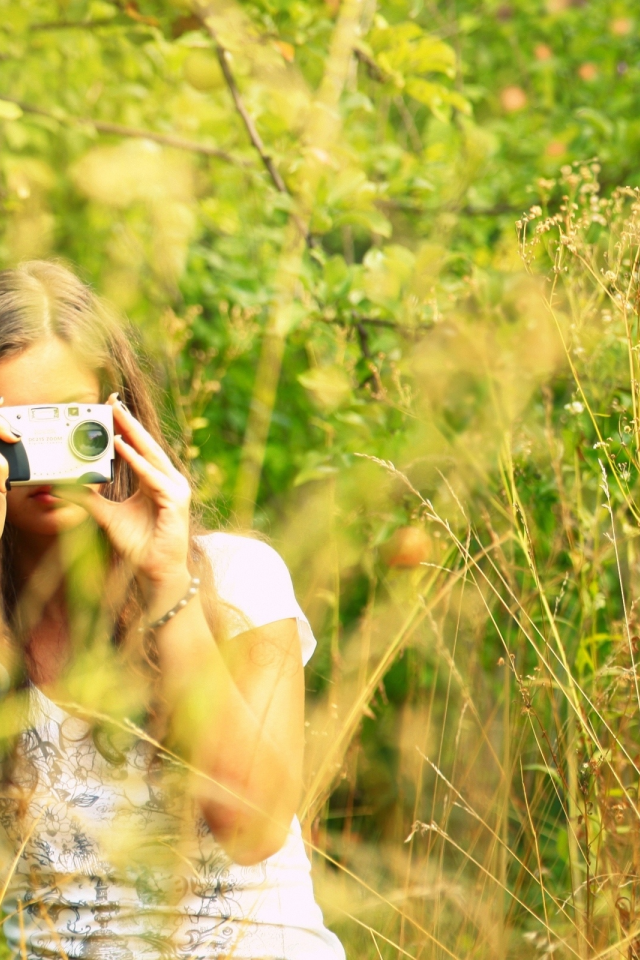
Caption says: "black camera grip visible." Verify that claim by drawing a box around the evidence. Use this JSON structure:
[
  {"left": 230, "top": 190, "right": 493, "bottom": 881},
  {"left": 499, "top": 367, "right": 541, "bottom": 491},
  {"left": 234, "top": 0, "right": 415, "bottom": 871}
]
[{"left": 0, "top": 439, "right": 30, "bottom": 482}]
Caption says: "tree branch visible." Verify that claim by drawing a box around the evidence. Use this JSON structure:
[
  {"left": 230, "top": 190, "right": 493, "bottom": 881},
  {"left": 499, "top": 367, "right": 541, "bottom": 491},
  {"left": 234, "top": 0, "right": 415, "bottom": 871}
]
[
  {"left": 88, "top": 119, "right": 242, "bottom": 164},
  {"left": 355, "top": 321, "right": 373, "bottom": 357},
  {"left": 193, "top": 11, "right": 288, "bottom": 195},
  {"left": 355, "top": 46, "right": 425, "bottom": 157},
  {"left": 233, "top": 0, "right": 366, "bottom": 523},
  {"left": 319, "top": 314, "right": 433, "bottom": 386},
  {"left": 319, "top": 314, "right": 434, "bottom": 335},
  {"left": 354, "top": 47, "right": 388, "bottom": 83},
  {"left": 37, "top": 1, "right": 160, "bottom": 29},
  {"left": 192, "top": 8, "right": 311, "bottom": 242},
  {"left": 355, "top": 322, "right": 377, "bottom": 387},
  {"left": 0, "top": 96, "right": 246, "bottom": 166},
  {"left": 31, "top": 19, "right": 121, "bottom": 30},
  {"left": 394, "top": 96, "right": 422, "bottom": 154},
  {"left": 110, "top": 0, "right": 159, "bottom": 27}
]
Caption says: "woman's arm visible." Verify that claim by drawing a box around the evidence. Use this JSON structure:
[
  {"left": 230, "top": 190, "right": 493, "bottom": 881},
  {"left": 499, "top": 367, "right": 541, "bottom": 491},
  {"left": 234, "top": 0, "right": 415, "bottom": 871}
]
[
  {"left": 58, "top": 396, "right": 305, "bottom": 866},
  {"left": 148, "top": 573, "right": 305, "bottom": 866}
]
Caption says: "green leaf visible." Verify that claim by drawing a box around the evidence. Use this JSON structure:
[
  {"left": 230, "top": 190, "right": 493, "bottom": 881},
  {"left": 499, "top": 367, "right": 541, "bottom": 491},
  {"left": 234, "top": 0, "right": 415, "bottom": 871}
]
[
  {"left": 89, "top": 1, "right": 118, "bottom": 17},
  {"left": 323, "top": 255, "right": 351, "bottom": 298},
  {"left": 575, "top": 107, "right": 614, "bottom": 137},
  {"left": 298, "top": 366, "right": 353, "bottom": 411},
  {"left": 326, "top": 168, "right": 370, "bottom": 207},
  {"left": 189, "top": 417, "right": 210, "bottom": 431},
  {"left": 335, "top": 208, "right": 392, "bottom": 238},
  {"left": 369, "top": 23, "right": 424, "bottom": 52},
  {"left": 405, "top": 80, "right": 471, "bottom": 116},
  {"left": 371, "top": 24, "right": 456, "bottom": 78},
  {"left": 293, "top": 462, "right": 339, "bottom": 487},
  {"left": 1, "top": 8, "right": 30, "bottom": 33},
  {"left": 385, "top": 37, "right": 456, "bottom": 78},
  {"left": 405, "top": 79, "right": 444, "bottom": 108},
  {"left": 523, "top": 764, "right": 562, "bottom": 784},
  {"left": 273, "top": 301, "right": 307, "bottom": 337},
  {"left": 363, "top": 244, "right": 415, "bottom": 304},
  {"left": 0, "top": 100, "right": 22, "bottom": 121},
  {"left": 293, "top": 450, "right": 339, "bottom": 486},
  {"left": 309, "top": 207, "right": 333, "bottom": 233},
  {"left": 444, "top": 90, "right": 472, "bottom": 115}
]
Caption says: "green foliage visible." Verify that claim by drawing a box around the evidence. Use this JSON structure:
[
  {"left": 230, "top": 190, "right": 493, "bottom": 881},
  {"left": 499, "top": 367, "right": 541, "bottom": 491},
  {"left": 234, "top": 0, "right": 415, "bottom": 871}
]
[{"left": 2, "top": 0, "right": 640, "bottom": 956}]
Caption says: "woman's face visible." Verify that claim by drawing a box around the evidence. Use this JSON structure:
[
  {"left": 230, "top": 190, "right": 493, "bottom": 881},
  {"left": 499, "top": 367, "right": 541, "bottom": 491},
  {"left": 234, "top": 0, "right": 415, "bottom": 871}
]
[{"left": 0, "top": 338, "right": 102, "bottom": 538}]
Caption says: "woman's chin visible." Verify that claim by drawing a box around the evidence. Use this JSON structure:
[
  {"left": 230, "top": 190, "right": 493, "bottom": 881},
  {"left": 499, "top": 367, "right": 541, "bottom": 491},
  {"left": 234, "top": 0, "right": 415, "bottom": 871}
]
[{"left": 8, "top": 502, "right": 89, "bottom": 536}]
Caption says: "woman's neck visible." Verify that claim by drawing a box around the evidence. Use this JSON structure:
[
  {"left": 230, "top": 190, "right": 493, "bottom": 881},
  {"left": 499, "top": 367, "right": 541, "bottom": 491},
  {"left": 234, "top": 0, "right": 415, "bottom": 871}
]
[
  {"left": 9, "top": 529, "right": 69, "bottom": 686},
  {"left": 11, "top": 528, "right": 63, "bottom": 585},
  {"left": 9, "top": 522, "right": 110, "bottom": 687}
]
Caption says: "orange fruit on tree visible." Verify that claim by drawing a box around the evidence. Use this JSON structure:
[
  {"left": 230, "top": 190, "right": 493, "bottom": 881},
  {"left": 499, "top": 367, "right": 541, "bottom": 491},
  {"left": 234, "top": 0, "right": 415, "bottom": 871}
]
[
  {"left": 500, "top": 86, "right": 527, "bottom": 112},
  {"left": 381, "top": 527, "right": 432, "bottom": 568},
  {"left": 534, "top": 44, "right": 553, "bottom": 60},
  {"left": 611, "top": 18, "right": 632, "bottom": 36},
  {"left": 578, "top": 62, "right": 598, "bottom": 81}
]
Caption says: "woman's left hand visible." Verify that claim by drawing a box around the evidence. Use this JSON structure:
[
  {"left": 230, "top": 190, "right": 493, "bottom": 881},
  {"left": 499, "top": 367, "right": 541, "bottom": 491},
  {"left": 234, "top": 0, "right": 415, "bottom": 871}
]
[{"left": 57, "top": 394, "right": 192, "bottom": 603}]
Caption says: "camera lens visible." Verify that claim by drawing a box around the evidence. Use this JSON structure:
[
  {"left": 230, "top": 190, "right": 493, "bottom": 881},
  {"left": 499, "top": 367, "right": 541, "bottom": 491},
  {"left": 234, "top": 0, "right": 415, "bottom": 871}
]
[{"left": 70, "top": 421, "right": 110, "bottom": 461}]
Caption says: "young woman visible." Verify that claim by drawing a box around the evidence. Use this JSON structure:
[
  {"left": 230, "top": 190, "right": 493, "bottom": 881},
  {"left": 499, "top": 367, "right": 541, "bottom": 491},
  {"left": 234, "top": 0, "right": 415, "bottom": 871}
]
[{"left": 0, "top": 261, "right": 344, "bottom": 960}]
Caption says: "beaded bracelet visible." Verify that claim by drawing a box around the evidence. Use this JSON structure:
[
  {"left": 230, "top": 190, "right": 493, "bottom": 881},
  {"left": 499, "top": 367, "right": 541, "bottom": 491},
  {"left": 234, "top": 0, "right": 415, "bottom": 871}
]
[{"left": 142, "top": 576, "right": 200, "bottom": 632}]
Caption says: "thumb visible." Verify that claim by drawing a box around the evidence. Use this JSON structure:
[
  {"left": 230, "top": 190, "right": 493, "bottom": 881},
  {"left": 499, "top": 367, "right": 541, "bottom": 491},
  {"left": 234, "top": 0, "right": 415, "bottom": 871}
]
[{"left": 53, "top": 484, "right": 115, "bottom": 530}]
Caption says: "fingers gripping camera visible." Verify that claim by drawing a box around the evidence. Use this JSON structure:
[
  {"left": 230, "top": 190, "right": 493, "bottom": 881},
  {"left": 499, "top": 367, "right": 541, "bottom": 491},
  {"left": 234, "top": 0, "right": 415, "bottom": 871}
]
[{"left": 0, "top": 404, "right": 115, "bottom": 486}]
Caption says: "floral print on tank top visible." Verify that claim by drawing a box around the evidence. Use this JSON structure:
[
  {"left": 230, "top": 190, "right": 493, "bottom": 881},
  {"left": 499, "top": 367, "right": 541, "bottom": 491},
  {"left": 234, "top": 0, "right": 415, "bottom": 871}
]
[{"left": 0, "top": 688, "right": 267, "bottom": 959}]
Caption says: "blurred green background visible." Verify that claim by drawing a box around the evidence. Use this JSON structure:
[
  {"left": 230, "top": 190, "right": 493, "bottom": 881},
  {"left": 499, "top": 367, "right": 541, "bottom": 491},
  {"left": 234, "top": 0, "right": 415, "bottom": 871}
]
[
  {"left": 0, "top": 0, "right": 636, "bottom": 514},
  {"left": 2, "top": 1, "right": 640, "bottom": 957}
]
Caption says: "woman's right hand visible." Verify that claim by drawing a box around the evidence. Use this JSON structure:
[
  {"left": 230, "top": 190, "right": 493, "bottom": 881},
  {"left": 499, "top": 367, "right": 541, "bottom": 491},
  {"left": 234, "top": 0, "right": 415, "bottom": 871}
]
[{"left": 0, "top": 405, "right": 21, "bottom": 538}]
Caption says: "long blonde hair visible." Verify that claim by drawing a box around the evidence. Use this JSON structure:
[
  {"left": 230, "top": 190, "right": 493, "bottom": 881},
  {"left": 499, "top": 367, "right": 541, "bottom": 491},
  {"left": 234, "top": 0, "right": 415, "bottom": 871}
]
[{"left": 0, "top": 260, "right": 218, "bottom": 761}]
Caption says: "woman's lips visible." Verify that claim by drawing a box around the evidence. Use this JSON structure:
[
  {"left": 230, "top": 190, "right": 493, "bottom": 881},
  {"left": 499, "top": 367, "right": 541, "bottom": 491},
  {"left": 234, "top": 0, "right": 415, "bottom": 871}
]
[{"left": 29, "top": 486, "right": 62, "bottom": 506}]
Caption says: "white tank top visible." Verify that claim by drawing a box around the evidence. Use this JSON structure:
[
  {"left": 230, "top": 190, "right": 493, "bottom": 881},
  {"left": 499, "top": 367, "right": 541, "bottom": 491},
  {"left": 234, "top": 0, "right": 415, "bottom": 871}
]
[{"left": 0, "top": 533, "right": 345, "bottom": 960}]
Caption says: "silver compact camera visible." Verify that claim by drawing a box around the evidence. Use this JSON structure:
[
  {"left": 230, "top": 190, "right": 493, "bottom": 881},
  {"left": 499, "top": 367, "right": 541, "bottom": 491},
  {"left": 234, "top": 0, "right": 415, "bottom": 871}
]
[{"left": 0, "top": 404, "right": 115, "bottom": 486}]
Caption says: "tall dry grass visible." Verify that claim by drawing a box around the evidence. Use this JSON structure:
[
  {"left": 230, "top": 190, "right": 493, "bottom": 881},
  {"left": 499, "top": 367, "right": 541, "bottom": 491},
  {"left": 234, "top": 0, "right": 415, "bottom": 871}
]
[
  {"left": 274, "top": 162, "right": 640, "bottom": 959},
  {"left": 2, "top": 164, "right": 640, "bottom": 960}
]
